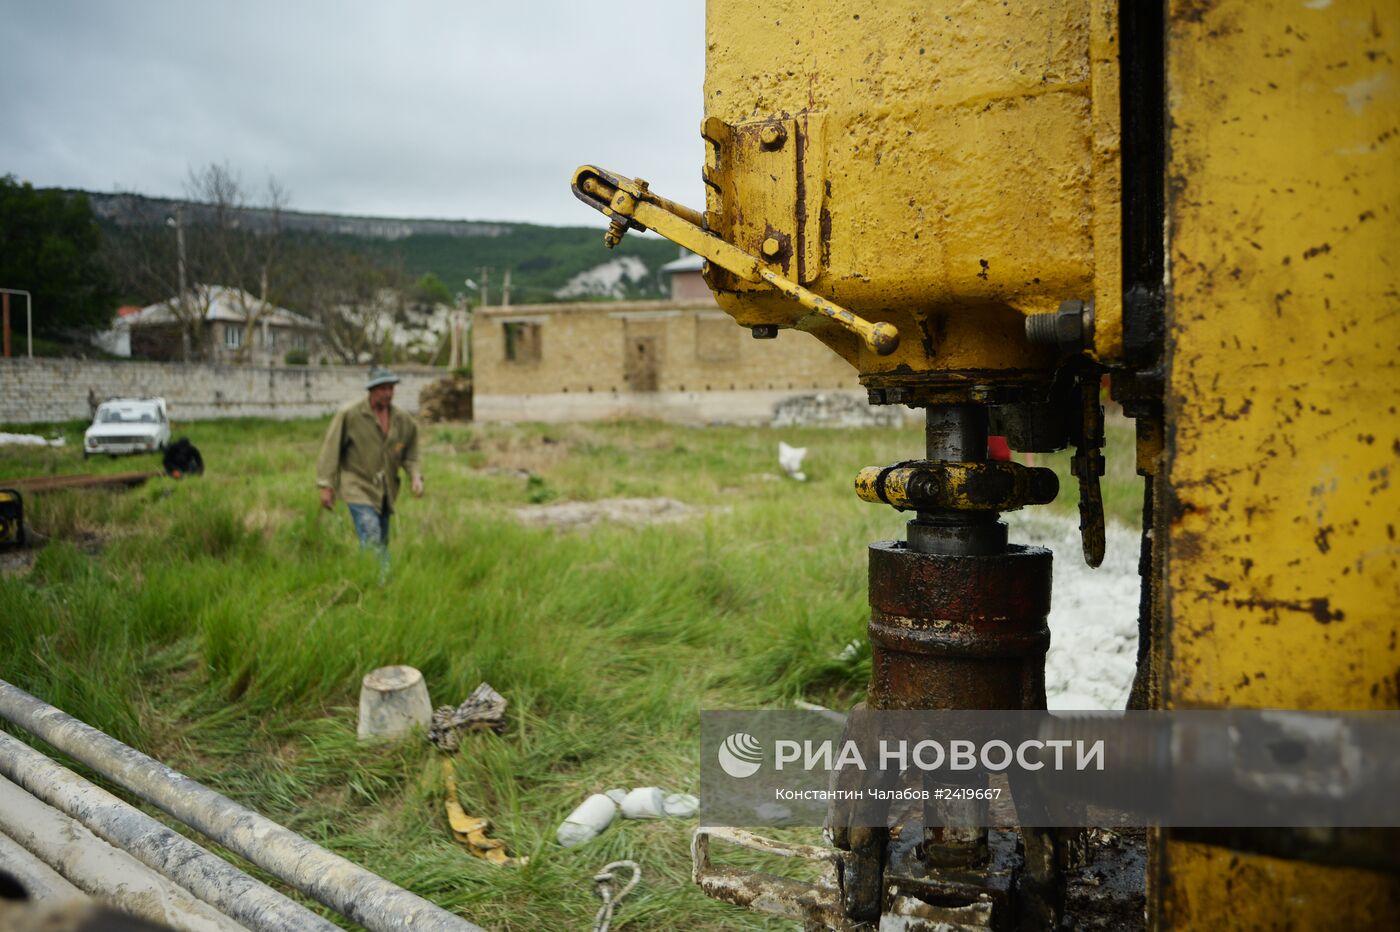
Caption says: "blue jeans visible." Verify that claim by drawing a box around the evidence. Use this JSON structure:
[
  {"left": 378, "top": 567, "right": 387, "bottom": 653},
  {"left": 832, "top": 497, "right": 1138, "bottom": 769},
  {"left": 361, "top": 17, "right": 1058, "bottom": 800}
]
[{"left": 347, "top": 503, "right": 390, "bottom": 570}]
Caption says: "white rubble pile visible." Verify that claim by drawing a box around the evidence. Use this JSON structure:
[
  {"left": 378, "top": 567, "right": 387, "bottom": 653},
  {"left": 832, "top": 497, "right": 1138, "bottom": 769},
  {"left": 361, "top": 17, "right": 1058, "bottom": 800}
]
[
  {"left": 382, "top": 302, "right": 453, "bottom": 357},
  {"left": 336, "top": 294, "right": 453, "bottom": 364},
  {"left": 771, "top": 393, "right": 907, "bottom": 428},
  {"left": 554, "top": 256, "right": 650, "bottom": 300},
  {"left": 1004, "top": 511, "right": 1141, "bottom": 711},
  {"left": 0, "top": 433, "right": 64, "bottom": 447}
]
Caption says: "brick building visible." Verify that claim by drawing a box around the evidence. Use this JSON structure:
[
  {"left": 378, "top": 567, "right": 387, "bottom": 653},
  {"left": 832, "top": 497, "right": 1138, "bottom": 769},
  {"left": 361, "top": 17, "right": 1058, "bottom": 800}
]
[
  {"left": 471, "top": 254, "right": 863, "bottom": 423},
  {"left": 127, "top": 285, "right": 322, "bottom": 365}
]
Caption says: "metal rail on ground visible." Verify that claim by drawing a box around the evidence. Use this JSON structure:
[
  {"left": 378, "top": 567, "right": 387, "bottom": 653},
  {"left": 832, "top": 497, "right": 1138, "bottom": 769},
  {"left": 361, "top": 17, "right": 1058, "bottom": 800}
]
[
  {"left": 0, "top": 471, "right": 158, "bottom": 493},
  {"left": 0, "top": 731, "right": 339, "bottom": 932},
  {"left": 0, "top": 826, "right": 88, "bottom": 903},
  {"left": 0, "top": 678, "right": 485, "bottom": 932},
  {"left": 0, "top": 773, "right": 242, "bottom": 931}
]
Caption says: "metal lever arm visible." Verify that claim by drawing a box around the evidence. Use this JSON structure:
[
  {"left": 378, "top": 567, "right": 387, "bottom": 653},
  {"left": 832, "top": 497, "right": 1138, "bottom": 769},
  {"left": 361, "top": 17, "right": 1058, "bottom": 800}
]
[
  {"left": 571, "top": 165, "right": 899, "bottom": 356},
  {"left": 1072, "top": 365, "right": 1107, "bottom": 568}
]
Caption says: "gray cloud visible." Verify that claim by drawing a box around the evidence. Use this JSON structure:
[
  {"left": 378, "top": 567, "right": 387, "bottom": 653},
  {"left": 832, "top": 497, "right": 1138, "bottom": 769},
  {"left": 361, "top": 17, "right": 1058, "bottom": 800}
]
[{"left": 1, "top": 0, "right": 705, "bottom": 225}]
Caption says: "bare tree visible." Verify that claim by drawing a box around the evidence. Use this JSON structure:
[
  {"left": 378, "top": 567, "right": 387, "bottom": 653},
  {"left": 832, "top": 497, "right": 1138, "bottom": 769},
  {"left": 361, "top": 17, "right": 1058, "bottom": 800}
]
[
  {"left": 185, "top": 164, "right": 287, "bottom": 362},
  {"left": 101, "top": 199, "right": 212, "bottom": 360},
  {"left": 103, "top": 163, "right": 288, "bottom": 362},
  {"left": 102, "top": 164, "right": 426, "bottom": 366}
]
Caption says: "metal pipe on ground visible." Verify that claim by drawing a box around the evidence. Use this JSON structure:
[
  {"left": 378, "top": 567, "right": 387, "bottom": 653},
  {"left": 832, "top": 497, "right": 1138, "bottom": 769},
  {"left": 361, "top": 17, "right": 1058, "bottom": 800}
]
[
  {"left": 0, "top": 731, "right": 339, "bottom": 932},
  {"left": 0, "top": 472, "right": 159, "bottom": 494},
  {"left": 0, "top": 680, "right": 483, "bottom": 932},
  {"left": 0, "top": 828, "right": 89, "bottom": 903},
  {"left": 0, "top": 774, "right": 242, "bottom": 932}
]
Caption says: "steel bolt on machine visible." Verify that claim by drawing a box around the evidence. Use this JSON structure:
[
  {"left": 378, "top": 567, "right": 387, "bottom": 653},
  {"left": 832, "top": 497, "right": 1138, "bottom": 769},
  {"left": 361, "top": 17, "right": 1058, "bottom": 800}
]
[{"left": 571, "top": 0, "right": 1400, "bottom": 927}]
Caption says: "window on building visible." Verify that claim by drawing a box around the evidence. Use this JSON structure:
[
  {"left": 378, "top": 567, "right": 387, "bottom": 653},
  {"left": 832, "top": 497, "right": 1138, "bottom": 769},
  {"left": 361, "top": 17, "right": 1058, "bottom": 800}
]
[
  {"left": 266, "top": 328, "right": 278, "bottom": 349},
  {"left": 224, "top": 325, "right": 243, "bottom": 348},
  {"left": 503, "top": 321, "right": 542, "bottom": 363},
  {"left": 695, "top": 316, "right": 739, "bottom": 362},
  {"left": 291, "top": 331, "right": 307, "bottom": 350}
]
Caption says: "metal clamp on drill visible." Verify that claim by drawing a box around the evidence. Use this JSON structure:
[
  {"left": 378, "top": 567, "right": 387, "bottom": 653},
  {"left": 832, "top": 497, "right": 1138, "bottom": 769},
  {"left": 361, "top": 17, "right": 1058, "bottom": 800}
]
[{"left": 855, "top": 460, "right": 1059, "bottom": 514}]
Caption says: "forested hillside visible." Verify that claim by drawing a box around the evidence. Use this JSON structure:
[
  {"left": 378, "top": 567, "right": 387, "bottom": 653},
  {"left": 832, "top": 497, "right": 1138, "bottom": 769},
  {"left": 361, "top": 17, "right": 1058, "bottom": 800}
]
[
  {"left": 348, "top": 225, "right": 680, "bottom": 304},
  {"left": 80, "top": 189, "right": 683, "bottom": 305}
]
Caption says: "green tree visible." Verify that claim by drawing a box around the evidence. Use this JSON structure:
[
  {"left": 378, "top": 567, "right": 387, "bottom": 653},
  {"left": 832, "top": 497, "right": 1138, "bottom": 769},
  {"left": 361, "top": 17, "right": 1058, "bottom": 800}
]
[
  {"left": 0, "top": 175, "right": 117, "bottom": 336},
  {"left": 411, "top": 271, "right": 453, "bottom": 307}
]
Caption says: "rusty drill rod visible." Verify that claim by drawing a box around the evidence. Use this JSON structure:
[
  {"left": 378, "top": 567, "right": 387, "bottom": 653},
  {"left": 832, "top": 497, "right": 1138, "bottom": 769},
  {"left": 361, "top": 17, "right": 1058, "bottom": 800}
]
[
  {"left": 0, "top": 731, "right": 339, "bottom": 932},
  {"left": 0, "top": 679, "right": 485, "bottom": 932}
]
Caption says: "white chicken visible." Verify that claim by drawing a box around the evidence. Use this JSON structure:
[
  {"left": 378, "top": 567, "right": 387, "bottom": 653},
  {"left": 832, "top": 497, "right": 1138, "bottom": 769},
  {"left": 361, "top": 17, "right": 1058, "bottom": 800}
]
[{"left": 778, "top": 441, "right": 808, "bottom": 481}]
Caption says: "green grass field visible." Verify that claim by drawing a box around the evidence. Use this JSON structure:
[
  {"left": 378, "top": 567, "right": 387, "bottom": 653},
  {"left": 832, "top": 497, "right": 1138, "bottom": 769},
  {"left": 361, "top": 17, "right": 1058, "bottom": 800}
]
[{"left": 0, "top": 414, "right": 1139, "bottom": 930}]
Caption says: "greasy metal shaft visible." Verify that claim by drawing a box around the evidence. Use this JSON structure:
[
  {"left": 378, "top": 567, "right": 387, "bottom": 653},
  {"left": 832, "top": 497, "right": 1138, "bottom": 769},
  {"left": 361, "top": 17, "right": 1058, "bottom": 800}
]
[
  {"left": 0, "top": 679, "right": 484, "bottom": 932},
  {"left": 924, "top": 404, "right": 988, "bottom": 461},
  {"left": 908, "top": 404, "right": 1007, "bottom": 556}
]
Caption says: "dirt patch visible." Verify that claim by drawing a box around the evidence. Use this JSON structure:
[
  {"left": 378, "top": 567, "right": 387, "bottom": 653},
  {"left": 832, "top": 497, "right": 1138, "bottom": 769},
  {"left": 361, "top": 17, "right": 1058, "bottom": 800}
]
[
  {"left": 0, "top": 548, "right": 36, "bottom": 577},
  {"left": 243, "top": 504, "right": 295, "bottom": 538},
  {"left": 514, "top": 497, "right": 705, "bottom": 531},
  {"left": 0, "top": 527, "right": 109, "bottom": 574},
  {"left": 471, "top": 431, "right": 577, "bottom": 474}
]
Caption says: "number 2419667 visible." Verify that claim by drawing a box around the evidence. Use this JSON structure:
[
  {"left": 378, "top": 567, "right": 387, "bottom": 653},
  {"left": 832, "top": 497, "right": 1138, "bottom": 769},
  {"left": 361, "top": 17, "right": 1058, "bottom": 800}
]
[{"left": 934, "top": 787, "right": 1002, "bottom": 800}]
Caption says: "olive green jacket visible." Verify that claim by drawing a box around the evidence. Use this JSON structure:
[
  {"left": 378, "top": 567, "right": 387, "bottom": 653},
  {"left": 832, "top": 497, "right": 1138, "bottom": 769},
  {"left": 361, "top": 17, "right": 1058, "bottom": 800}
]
[{"left": 315, "top": 399, "right": 421, "bottom": 513}]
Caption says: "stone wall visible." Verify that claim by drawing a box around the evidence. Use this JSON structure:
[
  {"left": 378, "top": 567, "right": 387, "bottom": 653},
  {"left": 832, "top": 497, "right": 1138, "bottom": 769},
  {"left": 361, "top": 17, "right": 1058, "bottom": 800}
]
[
  {"left": 0, "top": 359, "right": 438, "bottom": 425},
  {"left": 771, "top": 392, "right": 910, "bottom": 428}
]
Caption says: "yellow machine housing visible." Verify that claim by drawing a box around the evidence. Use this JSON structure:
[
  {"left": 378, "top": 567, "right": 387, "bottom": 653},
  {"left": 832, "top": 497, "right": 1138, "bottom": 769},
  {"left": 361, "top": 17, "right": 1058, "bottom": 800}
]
[
  {"left": 701, "top": 0, "right": 1124, "bottom": 392},
  {"left": 572, "top": 0, "right": 1400, "bottom": 926},
  {"left": 1156, "top": 0, "right": 1400, "bottom": 925}
]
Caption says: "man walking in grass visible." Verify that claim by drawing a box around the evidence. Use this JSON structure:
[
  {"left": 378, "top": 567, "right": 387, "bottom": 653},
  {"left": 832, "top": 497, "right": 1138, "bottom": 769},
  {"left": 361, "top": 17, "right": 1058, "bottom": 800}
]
[{"left": 316, "top": 367, "right": 423, "bottom": 570}]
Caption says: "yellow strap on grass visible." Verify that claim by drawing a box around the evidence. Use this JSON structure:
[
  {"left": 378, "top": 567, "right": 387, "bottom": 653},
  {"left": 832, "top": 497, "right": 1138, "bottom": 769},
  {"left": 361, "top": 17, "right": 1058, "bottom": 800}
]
[{"left": 441, "top": 759, "right": 527, "bottom": 867}]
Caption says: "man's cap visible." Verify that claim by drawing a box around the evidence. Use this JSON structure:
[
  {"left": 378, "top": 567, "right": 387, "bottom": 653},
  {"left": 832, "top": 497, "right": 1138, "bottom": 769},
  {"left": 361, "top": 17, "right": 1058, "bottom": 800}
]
[{"left": 366, "top": 367, "right": 400, "bottom": 390}]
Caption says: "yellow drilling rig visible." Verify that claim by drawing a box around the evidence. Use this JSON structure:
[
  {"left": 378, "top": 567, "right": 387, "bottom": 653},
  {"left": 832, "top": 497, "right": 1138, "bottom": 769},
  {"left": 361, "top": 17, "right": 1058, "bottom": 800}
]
[{"left": 573, "top": 1, "right": 1399, "bottom": 927}]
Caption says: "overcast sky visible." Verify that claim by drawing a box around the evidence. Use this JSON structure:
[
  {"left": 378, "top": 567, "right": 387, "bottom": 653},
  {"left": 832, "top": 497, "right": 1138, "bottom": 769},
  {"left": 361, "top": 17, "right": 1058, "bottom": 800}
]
[{"left": 1, "top": 1, "right": 705, "bottom": 227}]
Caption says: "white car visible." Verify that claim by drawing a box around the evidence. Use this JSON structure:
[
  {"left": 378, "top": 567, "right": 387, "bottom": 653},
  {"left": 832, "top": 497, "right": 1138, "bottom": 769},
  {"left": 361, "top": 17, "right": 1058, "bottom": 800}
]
[{"left": 84, "top": 398, "right": 171, "bottom": 459}]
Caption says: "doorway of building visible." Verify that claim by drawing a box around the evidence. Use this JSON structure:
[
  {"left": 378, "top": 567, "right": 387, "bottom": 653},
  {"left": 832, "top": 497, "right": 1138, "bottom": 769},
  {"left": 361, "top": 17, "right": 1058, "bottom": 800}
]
[{"left": 625, "top": 334, "right": 659, "bottom": 392}]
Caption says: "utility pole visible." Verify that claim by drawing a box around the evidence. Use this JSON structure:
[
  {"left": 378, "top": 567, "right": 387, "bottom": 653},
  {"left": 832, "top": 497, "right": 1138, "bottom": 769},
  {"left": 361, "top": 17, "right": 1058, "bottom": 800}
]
[
  {"left": 173, "top": 206, "right": 190, "bottom": 362},
  {"left": 257, "top": 266, "right": 270, "bottom": 365},
  {"left": 452, "top": 277, "right": 477, "bottom": 372},
  {"left": 480, "top": 267, "right": 490, "bottom": 309},
  {"left": 502, "top": 267, "right": 512, "bottom": 307},
  {"left": 0, "top": 289, "right": 32, "bottom": 358}
]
